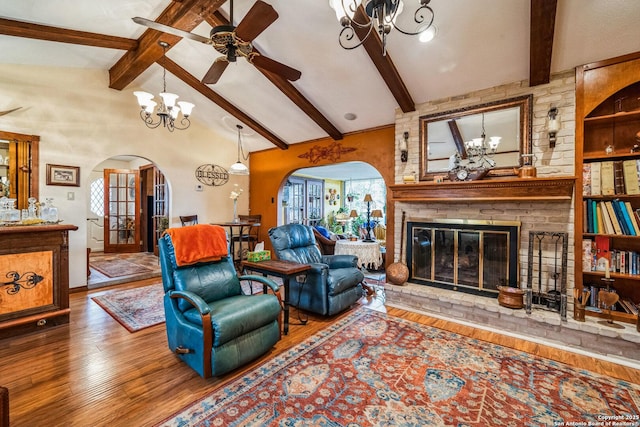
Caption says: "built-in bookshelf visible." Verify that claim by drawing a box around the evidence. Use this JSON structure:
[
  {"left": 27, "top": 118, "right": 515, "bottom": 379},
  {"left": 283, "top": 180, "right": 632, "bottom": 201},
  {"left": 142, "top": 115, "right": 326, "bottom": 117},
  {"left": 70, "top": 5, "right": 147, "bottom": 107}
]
[{"left": 576, "top": 52, "right": 640, "bottom": 324}]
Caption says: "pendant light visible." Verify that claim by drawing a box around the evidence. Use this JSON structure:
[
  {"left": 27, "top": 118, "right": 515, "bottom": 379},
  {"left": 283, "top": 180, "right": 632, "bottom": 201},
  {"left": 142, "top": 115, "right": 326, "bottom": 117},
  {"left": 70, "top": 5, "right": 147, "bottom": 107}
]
[{"left": 229, "top": 124, "right": 249, "bottom": 175}]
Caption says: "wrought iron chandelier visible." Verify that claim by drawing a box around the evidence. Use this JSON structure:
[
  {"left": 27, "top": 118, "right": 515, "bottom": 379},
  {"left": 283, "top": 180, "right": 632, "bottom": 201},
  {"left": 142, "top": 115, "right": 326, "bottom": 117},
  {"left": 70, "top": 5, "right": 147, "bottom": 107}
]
[
  {"left": 464, "top": 113, "right": 501, "bottom": 169},
  {"left": 329, "top": 0, "right": 435, "bottom": 55},
  {"left": 133, "top": 41, "right": 194, "bottom": 132}
]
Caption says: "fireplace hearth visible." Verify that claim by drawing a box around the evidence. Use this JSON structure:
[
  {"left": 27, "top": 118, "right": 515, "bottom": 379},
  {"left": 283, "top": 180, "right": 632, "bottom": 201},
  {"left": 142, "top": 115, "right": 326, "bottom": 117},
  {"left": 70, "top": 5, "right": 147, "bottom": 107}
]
[{"left": 407, "top": 219, "right": 521, "bottom": 297}]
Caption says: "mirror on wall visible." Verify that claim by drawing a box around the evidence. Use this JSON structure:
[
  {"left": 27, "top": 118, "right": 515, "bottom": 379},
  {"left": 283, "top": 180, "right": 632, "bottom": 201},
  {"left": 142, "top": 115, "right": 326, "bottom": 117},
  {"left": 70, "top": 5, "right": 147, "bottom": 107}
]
[
  {"left": 419, "top": 95, "right": 532, "bottom": 181},
  {"left": 0, "top": 130, "right": 39, "bottom": 209}
]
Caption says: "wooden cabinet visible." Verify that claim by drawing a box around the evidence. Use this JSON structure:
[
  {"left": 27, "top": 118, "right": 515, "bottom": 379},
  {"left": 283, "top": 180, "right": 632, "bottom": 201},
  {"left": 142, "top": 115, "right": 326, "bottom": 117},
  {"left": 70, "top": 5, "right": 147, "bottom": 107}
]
[
  {"left": 576, "top": 52, "right": 640, "bottom": 323},
  {"left": 0, "top": 224, "right": 77, "bottom": 338}
]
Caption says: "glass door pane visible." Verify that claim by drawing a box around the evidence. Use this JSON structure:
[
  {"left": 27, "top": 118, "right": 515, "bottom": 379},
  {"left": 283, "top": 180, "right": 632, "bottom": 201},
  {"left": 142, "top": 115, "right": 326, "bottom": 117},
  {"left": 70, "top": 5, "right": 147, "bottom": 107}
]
[
  {"left": 104, "top": 169, "right": 140, "bottom": 253},
  {"left": 457, "top": 231, "right": 480, "bottom": 288},
  {"left": 434, "top": 229, "right": 455, "bottom": 284},
  {"left": 411, "top": 227, "right": 432, "bottom": 280},
  {"left": 483, "top": 232, "right": 509, "bottom": 290}
]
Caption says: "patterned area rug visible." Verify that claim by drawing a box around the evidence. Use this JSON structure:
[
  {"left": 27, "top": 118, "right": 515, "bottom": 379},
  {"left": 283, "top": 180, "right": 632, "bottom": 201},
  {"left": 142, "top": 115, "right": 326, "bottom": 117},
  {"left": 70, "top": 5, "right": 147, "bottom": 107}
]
[
  {"left": 90, "top": 258, "right": 153, "bottom": 278},
  {"left": 157, "top": 308, "right": 640, "bottom": 426},
  {"left": 92, "top": 283, "right": 164, "bottom": 332}
]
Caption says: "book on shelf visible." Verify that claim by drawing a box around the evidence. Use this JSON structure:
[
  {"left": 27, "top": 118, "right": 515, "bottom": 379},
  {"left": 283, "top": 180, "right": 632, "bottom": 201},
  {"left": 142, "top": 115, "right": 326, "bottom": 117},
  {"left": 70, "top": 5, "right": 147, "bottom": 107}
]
[
  {"left": 623, "top": 159, "right": 640, "bottom": 195},
  {"left": 591, "top": 162, "right": 601, "bottom": 196},
  {"left": 604, "top": 201, "right": 623, "bottom": 235},
  {"left": 600, "top": 161, "right": 615, "bottom": 196},
  {"left": 609, "top": 249, "right": 639, "bottom": 274},
  {"left": 624, "top": 201, "right": 640, "bottom": 235},
  {"left": 621, "top": 298, "right": 639, "bottom": 315},
  {"left": 594, "top": 234, "right": 610, "bottom": 263},
  {"left": 616, "top": 199, "right": 636, "bottom": 236},
  {"left": 596, "top": 201, "right": 605, "bottom": 234},
  {"left": 614, "top": 160, "right": 625, "bottom": 195},
  {"left": 599, "top": 201, "right": 615, "bottom": 235},
  {"left": 582, "top": 238, "right": 594, "bottom": 272},
  {"left": 582, "top": 163, "right": 592, "bottom": 196}
]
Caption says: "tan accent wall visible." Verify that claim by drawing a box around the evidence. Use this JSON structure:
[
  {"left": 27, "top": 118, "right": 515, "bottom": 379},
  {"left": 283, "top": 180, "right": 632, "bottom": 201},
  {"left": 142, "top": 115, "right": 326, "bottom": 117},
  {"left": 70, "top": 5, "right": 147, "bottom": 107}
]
[{"left": 249, "top": 126, "right": 396, "bottom": 265}]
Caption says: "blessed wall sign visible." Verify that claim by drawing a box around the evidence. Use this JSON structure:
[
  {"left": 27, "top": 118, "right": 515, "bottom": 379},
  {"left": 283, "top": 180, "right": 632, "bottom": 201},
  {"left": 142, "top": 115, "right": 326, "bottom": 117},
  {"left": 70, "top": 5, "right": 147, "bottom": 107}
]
[{"left": 195, "top": 164, "right": 229, "bottom": 187}]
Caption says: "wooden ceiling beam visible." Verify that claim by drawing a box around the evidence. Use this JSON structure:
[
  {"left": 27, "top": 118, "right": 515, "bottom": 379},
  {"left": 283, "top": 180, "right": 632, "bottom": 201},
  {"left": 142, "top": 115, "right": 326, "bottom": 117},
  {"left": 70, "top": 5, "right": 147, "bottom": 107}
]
[
  {"left": 203, "top": 13, "right": 343, "bottom": 141},
  {"left": 109, "top": 0, "right": 225, "bottom": 90},
  {"left": 352, "top": 7, "right": 416, "bottom": 113},
  {"left": 529, "top": 0, "right": 557, "bottom": 86},
  {"left": 162, "top": 57, "right": 289, "bottom": 150},
  {"left": 0, "top": 17, "right": 137, "bottom": 50}
]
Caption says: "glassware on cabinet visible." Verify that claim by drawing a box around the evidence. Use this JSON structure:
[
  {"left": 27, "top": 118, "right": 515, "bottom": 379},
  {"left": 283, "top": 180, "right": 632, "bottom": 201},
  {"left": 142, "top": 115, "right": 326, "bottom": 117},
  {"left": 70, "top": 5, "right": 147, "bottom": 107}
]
[
  {"left": 41, "top": 198, "right": 59, "bottom": 222},
  {"left": 5, "top": 198, "right": 20, "bottom": 222},
  {"left": 27, "top": 197, "right": 38, "bottom": 219}
]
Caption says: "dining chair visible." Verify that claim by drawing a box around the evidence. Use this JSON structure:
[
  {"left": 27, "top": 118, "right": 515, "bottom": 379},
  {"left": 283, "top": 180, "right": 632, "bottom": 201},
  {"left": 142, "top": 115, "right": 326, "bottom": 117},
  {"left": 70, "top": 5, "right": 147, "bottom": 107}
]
[
  {"left": 232, "top": 214, "right": 261, "bottom": 257},
  {"left": 179, "top": 215, "right": 198, "bottom": 226}
]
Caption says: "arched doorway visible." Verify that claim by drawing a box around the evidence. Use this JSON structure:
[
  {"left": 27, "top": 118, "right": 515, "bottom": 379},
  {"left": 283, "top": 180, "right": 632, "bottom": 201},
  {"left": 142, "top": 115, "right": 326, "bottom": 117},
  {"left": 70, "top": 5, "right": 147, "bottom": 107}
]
[
  {"left": 87, "top": 156, "right": 169, "bottom": 255},
  {"left": 279, "top": 161, "right": 385, "bottom": 232}
]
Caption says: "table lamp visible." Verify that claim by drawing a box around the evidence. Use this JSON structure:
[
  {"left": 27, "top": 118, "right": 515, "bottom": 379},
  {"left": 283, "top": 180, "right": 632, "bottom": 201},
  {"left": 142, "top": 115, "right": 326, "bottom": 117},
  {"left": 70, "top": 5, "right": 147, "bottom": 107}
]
[{"left": 363, "top": 194, "right": 374, "bottom": 242}]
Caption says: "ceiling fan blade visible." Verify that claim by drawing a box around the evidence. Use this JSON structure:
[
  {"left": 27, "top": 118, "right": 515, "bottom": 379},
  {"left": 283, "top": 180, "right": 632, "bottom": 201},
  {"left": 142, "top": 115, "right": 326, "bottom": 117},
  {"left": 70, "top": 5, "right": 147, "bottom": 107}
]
[
  {"left": 234, "top": 1, "right": 278, "bottom": 42},
  {"left": 251, "top": 55, "right": 301, "bottom": 81},
  {"left": 0, "top": 107, "right": 21, "bottom": 117},
  {"left": 202, "top": 57, "right": 229, "bottom": 84},
  {"left": 132, "top": 17, "right": 212, "bottom": 45}
]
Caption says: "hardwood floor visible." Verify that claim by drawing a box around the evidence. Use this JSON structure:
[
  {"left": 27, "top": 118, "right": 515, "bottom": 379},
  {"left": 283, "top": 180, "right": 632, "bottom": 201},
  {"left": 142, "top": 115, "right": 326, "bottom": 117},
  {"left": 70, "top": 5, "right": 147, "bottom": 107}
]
[{"left": 1, "top": 279, "right": 639, "bottom": 427}]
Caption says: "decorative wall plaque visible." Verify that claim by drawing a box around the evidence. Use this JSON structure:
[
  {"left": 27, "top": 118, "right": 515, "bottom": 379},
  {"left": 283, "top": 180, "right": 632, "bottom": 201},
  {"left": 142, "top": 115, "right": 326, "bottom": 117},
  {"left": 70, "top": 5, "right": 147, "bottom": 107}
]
[
  {"left": 195, "top": 164, "right": 229, "bottom": 187},
  {"left": 298, "top": 141, "right": 356, "bottom": 164}
]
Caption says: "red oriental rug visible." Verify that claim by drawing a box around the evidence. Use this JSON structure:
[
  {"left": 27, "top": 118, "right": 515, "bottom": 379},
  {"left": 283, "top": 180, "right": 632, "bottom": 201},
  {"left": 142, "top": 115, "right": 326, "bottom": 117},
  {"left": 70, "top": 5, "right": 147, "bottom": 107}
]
[
  {"left": 156, "top": 308, "right": 640, "bottom": 426},
  {"left": 92, "top": 283, "right": 164, "bottom": 332}
]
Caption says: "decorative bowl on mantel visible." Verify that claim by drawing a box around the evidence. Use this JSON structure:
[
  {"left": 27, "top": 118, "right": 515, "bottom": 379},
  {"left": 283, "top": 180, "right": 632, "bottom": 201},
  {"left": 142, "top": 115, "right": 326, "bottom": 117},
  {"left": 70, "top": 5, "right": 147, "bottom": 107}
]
[{"left": 497, "top": 286, "right": 525, "bottom": 309}]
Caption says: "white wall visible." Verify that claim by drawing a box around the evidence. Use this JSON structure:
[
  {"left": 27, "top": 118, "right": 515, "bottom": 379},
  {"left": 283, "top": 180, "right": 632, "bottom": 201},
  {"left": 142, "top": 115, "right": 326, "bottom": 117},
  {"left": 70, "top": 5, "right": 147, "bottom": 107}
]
[{"left": 0, "top": 64, "right": 249, "bottom": 288}]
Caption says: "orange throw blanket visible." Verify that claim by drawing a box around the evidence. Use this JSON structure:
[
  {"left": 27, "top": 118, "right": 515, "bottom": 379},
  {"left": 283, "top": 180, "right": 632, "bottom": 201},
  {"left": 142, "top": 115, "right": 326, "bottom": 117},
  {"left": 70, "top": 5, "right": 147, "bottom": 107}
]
[{"left": 165, "top": 224, "right": 228, "bottom": 267}]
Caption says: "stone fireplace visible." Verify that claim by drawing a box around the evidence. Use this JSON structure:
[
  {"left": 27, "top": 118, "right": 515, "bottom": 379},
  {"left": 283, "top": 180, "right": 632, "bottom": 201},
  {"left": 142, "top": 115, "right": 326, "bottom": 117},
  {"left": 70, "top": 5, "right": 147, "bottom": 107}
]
[{"left": 407, "top": 219, "right": 520, "bottom": 297}]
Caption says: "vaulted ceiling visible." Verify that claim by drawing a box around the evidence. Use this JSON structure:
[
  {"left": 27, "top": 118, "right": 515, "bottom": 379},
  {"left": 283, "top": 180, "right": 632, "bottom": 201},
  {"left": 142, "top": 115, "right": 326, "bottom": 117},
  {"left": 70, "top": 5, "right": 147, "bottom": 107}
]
[{"left": 1, "top": 0, "right": 640, "bottom": 152}]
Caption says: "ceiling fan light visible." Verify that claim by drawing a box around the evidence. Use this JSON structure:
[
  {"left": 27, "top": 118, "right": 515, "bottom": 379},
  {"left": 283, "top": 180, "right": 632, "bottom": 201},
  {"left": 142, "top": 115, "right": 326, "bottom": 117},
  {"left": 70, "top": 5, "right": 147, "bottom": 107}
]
[
  {"left": 229, "top": 161, "right": 249, "bottom": 175},
  {"left": 159, "top": 92, "right": 179, "bottom": 108},
  {"left": 178, "top": 101, "right": 194, "bottom": 117},
  {"left": 133, "top": 91, "right": 154, "bottom": 108}
]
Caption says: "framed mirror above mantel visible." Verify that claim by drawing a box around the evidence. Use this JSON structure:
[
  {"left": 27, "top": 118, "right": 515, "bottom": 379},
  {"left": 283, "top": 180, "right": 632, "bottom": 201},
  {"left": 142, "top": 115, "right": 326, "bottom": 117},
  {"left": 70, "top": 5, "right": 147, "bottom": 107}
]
[
  {"left": 0, "top": 130, "right": 39, "bottom": 209},
  {"left": 419, "top": 95, "right": 533, "bottom": 181}
]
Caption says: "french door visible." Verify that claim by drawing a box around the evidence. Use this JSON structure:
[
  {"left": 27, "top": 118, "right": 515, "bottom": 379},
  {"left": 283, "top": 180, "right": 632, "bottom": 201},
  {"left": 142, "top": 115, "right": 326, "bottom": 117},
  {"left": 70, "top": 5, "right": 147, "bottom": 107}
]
[
  {"left": 285, "top": 177, "right": 323, "bottom": 226},
  {"left": 103, "top": 169, "right": 140, "bottom": 253}
]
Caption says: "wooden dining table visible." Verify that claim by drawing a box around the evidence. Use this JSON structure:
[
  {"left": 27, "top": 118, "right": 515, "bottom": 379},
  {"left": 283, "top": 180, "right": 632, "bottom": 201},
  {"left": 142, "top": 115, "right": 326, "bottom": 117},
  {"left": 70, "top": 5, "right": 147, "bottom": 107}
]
[{"left": 210, "top": 221, "right": 255, "bottom": 268}]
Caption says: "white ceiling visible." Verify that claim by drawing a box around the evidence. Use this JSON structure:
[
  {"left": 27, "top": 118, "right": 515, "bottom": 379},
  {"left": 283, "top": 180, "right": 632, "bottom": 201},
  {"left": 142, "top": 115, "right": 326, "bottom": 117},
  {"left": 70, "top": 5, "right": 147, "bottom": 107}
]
[
  {"left": 296, "top": 161, "right": 381, "bottom": 181},
  {"left": 1, "top": 0, "right": 640, "bottom": 152}
]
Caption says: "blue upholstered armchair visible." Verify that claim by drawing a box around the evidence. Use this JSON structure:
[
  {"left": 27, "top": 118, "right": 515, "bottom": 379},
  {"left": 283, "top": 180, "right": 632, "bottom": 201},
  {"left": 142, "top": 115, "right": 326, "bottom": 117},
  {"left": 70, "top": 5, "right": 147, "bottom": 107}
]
[
  {"left": 159, "top": 225, "right": 282, "bottom": 378},
  {"left": 268, "top": 224, "right": 364, "bottom": 316}
]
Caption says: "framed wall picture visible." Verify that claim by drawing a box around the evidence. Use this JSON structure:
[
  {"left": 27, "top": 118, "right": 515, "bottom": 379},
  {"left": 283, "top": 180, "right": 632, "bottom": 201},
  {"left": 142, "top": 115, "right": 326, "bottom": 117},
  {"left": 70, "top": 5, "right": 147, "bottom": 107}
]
[{"left": 46, "top": 164, "right": 80, "bottom": 186}]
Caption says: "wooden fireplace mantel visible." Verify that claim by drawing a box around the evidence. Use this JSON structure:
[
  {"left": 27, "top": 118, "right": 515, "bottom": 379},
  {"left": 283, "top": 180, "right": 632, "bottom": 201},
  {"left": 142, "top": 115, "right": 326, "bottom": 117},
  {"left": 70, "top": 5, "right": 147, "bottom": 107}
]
[{"left": 389, "top": 177, "right": 575, "bottom": 202}]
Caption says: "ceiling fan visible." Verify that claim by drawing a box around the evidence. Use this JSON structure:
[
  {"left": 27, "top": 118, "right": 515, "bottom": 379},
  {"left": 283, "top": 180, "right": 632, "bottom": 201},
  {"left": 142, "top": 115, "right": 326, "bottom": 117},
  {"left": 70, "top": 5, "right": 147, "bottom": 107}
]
[{"left": 133, "top": 0, "right": 301, "bottom": 85}]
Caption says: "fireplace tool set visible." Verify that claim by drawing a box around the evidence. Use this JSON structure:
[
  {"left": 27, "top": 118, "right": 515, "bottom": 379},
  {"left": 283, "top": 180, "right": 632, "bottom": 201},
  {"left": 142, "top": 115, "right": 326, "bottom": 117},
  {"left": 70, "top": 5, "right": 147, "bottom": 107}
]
[{"left": 526, "top": 231, "right": 568, "bottom": 320}]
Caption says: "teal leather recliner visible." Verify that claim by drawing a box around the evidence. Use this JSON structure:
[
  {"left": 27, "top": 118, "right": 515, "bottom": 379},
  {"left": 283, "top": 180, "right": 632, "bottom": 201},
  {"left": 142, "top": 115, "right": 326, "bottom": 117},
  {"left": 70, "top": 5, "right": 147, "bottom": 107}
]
[
  {"left": 159, "top": 225, "right": 282, "bottom": 378},
  {"left": 269, "top": 224, "right": 364, "bottom": 316}
]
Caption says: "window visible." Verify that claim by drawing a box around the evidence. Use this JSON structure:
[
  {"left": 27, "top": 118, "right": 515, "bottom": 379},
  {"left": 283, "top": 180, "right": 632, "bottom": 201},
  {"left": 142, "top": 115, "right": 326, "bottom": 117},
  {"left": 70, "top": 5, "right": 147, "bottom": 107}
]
[{"left": 90, "top": 177, "right": 104, "bottom": 217}]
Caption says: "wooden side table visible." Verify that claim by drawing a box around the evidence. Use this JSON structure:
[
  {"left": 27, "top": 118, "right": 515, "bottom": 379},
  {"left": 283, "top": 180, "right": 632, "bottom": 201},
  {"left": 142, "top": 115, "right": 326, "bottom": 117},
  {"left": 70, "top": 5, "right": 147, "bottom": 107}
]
[{"left": 241, "top": 259, "right": 311, "bottom": 335}]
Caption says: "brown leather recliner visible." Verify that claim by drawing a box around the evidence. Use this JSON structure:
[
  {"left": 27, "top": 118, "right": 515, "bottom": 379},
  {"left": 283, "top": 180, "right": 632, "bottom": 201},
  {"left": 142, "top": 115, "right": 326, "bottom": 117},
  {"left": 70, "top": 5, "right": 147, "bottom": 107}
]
[{"left": 312, "top": 227, "right": 336, "bottom": 255}]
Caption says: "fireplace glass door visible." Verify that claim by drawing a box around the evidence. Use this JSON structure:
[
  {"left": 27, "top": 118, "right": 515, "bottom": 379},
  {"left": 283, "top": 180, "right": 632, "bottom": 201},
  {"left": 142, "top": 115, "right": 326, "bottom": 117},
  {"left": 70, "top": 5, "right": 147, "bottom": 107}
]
[{"left": 408, "top": 220, "right": 519, "bottom": 297}]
